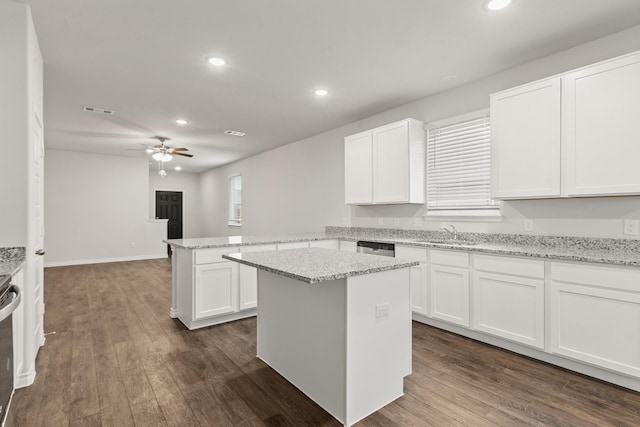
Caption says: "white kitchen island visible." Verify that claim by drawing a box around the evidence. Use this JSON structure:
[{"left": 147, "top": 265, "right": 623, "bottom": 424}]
[{"left": 223, "top": 247, "right": 417, "bottom": 427}]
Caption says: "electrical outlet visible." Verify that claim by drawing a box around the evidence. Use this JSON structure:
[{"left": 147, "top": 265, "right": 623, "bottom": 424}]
[
  {"left": 523, "top": 219, "right": 534, "bottom": 232},
  {"left": 394, "top": 218, "right": 400, "bottom": 226},
  {"left": 375, "top": 303, "right": 390, "bottom": 318},
  {"left": 623, "top": 219, "right": 639, "bottom": 236}
]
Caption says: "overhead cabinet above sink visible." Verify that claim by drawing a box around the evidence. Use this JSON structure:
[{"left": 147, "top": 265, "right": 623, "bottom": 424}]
[
  {"left": 345, "top": 118, "right": 425, "bottom": 205},
  {"left": 491, "top": 50, "right": 640, "bottom": 199}
]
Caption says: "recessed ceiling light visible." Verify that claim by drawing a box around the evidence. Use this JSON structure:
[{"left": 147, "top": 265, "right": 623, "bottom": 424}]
[
  {"left": 484, "top": 0, "right": 512, "bottom": 11},
  {"left": 441, "top": 74, "right": 458, "bottom": 83},
  {"left": 145, "top": 148, "right": 154, "bottom": 153},
  {"left": 314, "top": 89, "right": 329, "bottom": 97},
  {"left": 206, "top": 56, "right": 226, "bottom": 66},
  {"left": 224, "top": 130, "right": 246, "bottom": 137},
  {"left": 174, "top": 166, "right": 182, "bottom": 171},
  {"left": 175, "top": 119, "right": 188, "bottom": 125}
]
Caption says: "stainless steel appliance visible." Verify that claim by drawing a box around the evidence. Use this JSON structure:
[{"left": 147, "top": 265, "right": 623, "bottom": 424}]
[
  {"left": 0, "top": 276, "right": 21, "bottom": 425},
  {"left": 356, "top": 241, "right": 395, "bottom": 257}
]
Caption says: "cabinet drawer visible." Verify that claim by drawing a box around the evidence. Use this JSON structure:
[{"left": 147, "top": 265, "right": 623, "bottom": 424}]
[
  {"left": 395, "top": 246, "right": 428, "bottom": 263},
  {"left": 239, "top": 244, "right": 277, "bottom": 253},
  {"left": 194, "top": 247, "right": 239, "bottom": 265},
  {"left": 430, "top": 249, "right": 469, "bottom": 268},
  {"left": 551, "top": 262, "right": 640, "bottom": 292},
  {"left": 474, "top": 254, "right": 544, "bottom": 278}
]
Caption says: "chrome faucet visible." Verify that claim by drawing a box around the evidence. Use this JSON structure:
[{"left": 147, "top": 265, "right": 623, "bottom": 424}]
[{"left": 441, "top": 225, "right": 458, "bottom": 241}]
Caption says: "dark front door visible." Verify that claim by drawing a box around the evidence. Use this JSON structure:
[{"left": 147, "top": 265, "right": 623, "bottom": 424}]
[{"left": 156, "top": 191, "right": 183, "bottom": 255}]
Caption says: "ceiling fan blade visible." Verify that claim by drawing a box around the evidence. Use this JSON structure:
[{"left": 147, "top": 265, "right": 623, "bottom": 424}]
[
  {"left": 173, "top": 152, "right": 194, "bottom": 158},
  {"left": 169, "top": 147, "right": 189, "bottom": 152}
]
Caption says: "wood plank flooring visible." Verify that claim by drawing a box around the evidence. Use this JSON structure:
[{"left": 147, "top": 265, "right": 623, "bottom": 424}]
[{"left": 7, "top": 259, "right": 640, "bottom": 426}]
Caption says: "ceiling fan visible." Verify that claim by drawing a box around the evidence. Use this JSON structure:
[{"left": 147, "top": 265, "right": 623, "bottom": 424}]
[{"left": 129, "top": 136, "right": 194, "bottom": 177}]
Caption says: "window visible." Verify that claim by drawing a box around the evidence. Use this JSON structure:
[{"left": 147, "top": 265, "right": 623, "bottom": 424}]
[
  {"left": 426, "top": 110, "right": 500, "bottom": 217},
  {"left": 228, "top": 175, "right": 242, "bottom": 226}
]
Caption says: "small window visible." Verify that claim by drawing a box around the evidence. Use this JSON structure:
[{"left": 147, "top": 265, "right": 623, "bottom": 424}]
[
  {"left": 228, "top": 175, "right": 242, "bottom": 226},
  {"left": 426, "top": 110, "right": 500, "bottom": 217}
]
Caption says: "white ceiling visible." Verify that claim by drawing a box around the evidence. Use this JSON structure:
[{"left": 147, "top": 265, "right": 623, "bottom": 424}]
[{"left": 29, "top": 0, "right": 640, "bottom": 173}]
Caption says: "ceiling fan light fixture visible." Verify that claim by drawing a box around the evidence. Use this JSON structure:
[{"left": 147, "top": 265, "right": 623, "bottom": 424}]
[
  {"left": 152, "top": 152, "right": 173, "bottom": 162},
  {"left": 158, "top": 169, "right": 167, "bottom": 177}
]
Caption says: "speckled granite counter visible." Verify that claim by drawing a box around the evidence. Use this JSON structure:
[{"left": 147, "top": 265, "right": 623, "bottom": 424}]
[
  {"left": 167, "top": 227, "right": 640, "bottom": 267},
  {"left": 0, "top": 246, "right": 26, "bottom": 276},
  {"left": 164, "top": 233, "right": 329, "bottom": 249},
  {"left": 223, "top": 247, "right": 418, "bottom": 284},
  {"left": 327, "top": 227, "right": 640, "bottom": 267}
]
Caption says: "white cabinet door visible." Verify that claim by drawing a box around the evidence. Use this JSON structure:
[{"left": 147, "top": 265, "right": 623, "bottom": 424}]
[
  {"left": 490, "top": 77, "right": 562, "bottom": 199},
  {"left": 429, "top": 264, "right": 469, "bottom": 327},
  {"left": 194, "top": 262, "right": 239, "bottom": 319},
  {"left": 472, "top": 271, "right": 544, "bottom": 349},
  {"left": 345, "top": 118, "right": 424, "bottom": 205},
  {"left": 563, "top": 51, "right": 640, "bottom": 196},
  {"left": 238, "top": 244, "right": 277, "bottom": 310},
  {"left": 309, "top": 240, "right": 340, "bottom": 250},
  {"left": 339, "top": 241, "right": 357, "bottom": 252},
  {"left": 373, "top": 120, "right": 410, "bottom": 203},
  {"left": 550, "top": 262, "right": 640, "bottom": 377},
  {"left": 396, "top": 246, "right": 428, "bottom": 315},
  {"left": 345, "top": 131, "right": 373, "bottom": 204},
  {"left": 277, "top": 241, "right": 310, "bottom": 250}
]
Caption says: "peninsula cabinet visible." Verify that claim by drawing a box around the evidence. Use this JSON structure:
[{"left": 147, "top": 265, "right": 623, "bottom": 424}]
[
  {"left": 238, "top": 244, "right": 277, "bottom": 310},
  {"left": 550, "top": 262, "right": 640, "bottom": 378},
  {"left": 429, "top": 250, "right": 470, "bottom": 327},
  {"left": 490, "top": 50, "right": 640, "bottom": 199},
  {"left": 395, "top": 245, "right": 428, "bottom": 316},
  {"left": 192, "top": 247, "right": 240, "bottom": 320},
  {"left": 345, "top": 118, "right": 425, "bottom": 205},
  {"left": 472, "top": 255, "right": 545, "bottom": 349}
]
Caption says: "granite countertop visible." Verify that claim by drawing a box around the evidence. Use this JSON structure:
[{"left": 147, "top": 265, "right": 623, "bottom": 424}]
[
  {"left": 165, "top": 226, "right": 640, "bottom": 268},
  {"left": 223, "top": 247, "right": 418, "bottom": 284},
  {"left": 164, "top": 233, "right": 330, "bottom": 249},
  {"left": 0, "top": 247, "right": 27, "bottom": 276}
]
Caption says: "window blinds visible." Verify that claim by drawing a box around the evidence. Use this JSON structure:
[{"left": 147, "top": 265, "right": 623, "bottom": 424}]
[{"left": 426, "top": 113, "right": 499, "bottom": 211}]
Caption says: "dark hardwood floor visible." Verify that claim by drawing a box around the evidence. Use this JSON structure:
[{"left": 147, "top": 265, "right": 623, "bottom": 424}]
[{"left": 7, "top": 259, "right": 640, "bottom": 426}]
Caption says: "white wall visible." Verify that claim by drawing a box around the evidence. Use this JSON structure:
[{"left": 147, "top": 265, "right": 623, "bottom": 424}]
[
  {"left": 200, "top": 129, "right": 349, "bottom": 236},
  {"left": 44, "top": 150, "right": 167, "bottom": 265},
  {"left": 199, "top": 25, "right": 640, "bottom": 239},
  {"left": 149, "top": 170, "right": 202, "bottom": 238},
  {"left": 0, "top": 2, "right": 29, "bottom": 247}
]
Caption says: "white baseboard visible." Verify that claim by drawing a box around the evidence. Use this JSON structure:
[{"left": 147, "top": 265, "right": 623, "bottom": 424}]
[{"left": 44, "top": 253, "right": 168, "bottom": 267}]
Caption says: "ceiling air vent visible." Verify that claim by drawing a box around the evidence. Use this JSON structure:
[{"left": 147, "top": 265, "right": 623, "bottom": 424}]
[
  {"left": 83, "top": 105, "right": 114, "bottom": 115},
  {"left": 224, "top": 130, "right": 246, "bottom": 137}
]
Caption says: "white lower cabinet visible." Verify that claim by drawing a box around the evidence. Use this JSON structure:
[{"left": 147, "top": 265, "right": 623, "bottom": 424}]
[
  {"left": 429, "top": 250, "right": 470, "bottom": 327},
  {"left": 550, "top": 262, "right": 640, "bottom": 378},
  {"left": 472, "top": 255, "right": 545, "bottom": 349},
  {"left": 238, "top": 244, "right": 278, "bottom": 310},
  {"left": 309, "top": 239, "right": 340, "bottom": 250},
  {"left": 396, "top": 246, "right": 428, "bottom": 315},
  {"left": 194, "top": 262, "right": 239, "bottom": 319},
  {"left": 339, "top": 241, "right": 357, "bottom": 252}
]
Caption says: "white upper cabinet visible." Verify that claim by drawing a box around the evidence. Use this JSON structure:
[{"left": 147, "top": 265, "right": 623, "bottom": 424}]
[
  {"left": 490, "top": 50, "right": 640, "bottom": 199},
  {"left": 345, "top": 118, "right": 425, "bottom": 205},
  {"left": 344, "top": 131, "right": 373, "bottom": 204},
  {"left": 490, "top": 78, "right": 562, "bottom": 199},
  {"left": 562, "top": 52, "right": 640, "bottom": 196}
]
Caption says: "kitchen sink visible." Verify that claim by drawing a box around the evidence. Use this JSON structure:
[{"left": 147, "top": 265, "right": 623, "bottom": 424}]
[{"left": 415, "top": 239, "right": 479, "bottom": 246}]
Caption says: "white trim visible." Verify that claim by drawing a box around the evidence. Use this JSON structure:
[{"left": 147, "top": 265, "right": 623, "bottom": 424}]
[
  {"left": 44, "top": 253, "right": 167, "bottom": 268},
  {"left": 148, "top": 218, "right": 168, "bottom": 223},
  {"left": 426, "top": 108, "right": 490, "bottom": 129}
]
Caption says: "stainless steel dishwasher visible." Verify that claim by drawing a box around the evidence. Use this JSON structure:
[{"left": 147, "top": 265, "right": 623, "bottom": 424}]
[{"left": 356, "top": 241, "right": 395, "bottom": 257}]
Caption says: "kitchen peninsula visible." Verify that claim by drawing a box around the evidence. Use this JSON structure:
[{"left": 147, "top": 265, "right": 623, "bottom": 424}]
[{"left": 223, "top": 247, "right": 417, "bottom": 427}]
